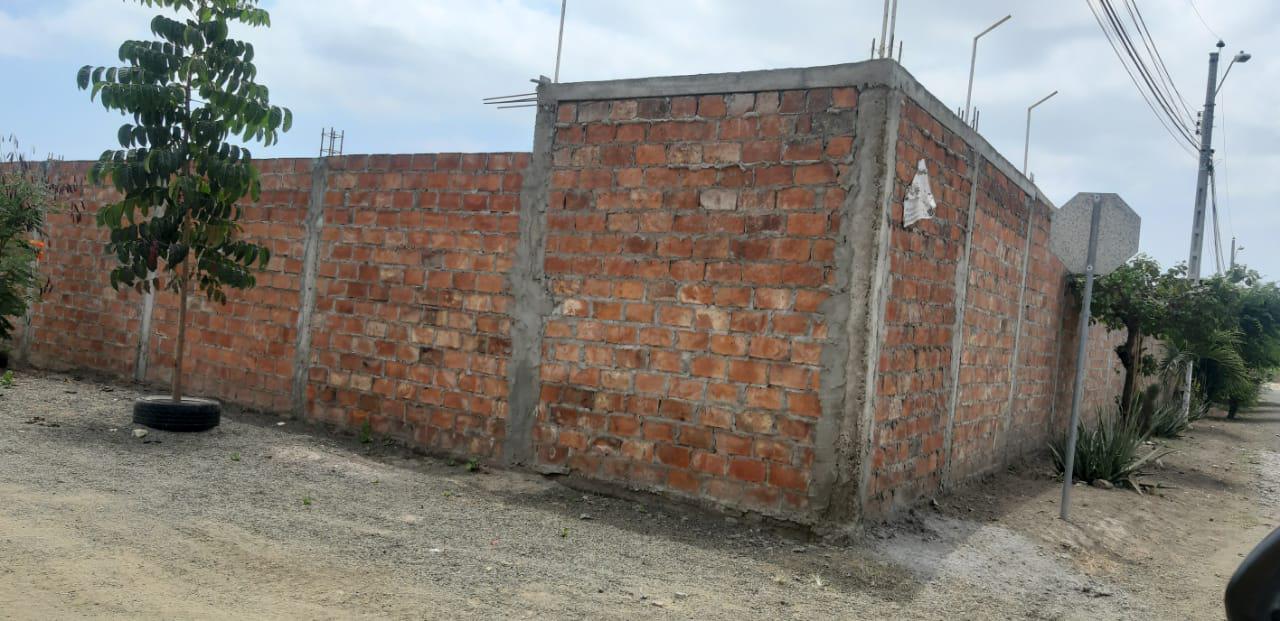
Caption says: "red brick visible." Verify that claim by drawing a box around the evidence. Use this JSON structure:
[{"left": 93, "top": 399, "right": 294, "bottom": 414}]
[
  {"left": 709, "top": 334, "right": 748, "bottom": 356},
  {"left": 769, "top": 464, "right": 807, "bottom": 490},
  {"left": 727, "top": 360, "right": 767, "bottom": 385},
  {"left": 656, "top": 444, "right": 692, "bottom": 468},
  {"left": 728, "top": 458, "right": 767, "bottom": 483},
  {"left": 716, "top": 433, "right": 753, "bottom": 456},
  {"left": 691, "top": 356, "right": 727, "bottom": 379}
]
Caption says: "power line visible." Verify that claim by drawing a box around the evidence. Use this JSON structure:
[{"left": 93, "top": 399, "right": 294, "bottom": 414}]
[
  {"left": 1085, "top": 0, "right": 1198, "bottom": 158},
  {"left": 1091, "top": 0, "right": 1197, "bottom": 146},
  {"left": 1219, "top": 85, "right": 1235, "bottom": 245},
  {"left": 1097, "top": 0, "right": 1197, "bottom": 145},
  {"left": 1125, "top": 0, "right": 1196, "bottom": 124},
  {"left": 1186, "top": 0, "right": 1222, "bottom": 40}
]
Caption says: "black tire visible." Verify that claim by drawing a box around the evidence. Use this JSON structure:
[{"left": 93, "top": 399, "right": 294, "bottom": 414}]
[{"left": 133, "top": 396, "right": 221, "bottom": 432}]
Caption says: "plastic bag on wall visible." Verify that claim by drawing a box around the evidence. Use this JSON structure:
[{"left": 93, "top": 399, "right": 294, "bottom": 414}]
[{"left": 903, "top": 159, "right": 937, "bottom": 227}]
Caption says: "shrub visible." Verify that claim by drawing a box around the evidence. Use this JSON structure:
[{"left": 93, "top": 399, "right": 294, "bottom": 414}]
[
  {"left": 1051, "top": 409, "right": 1168, "bottom": 487},
  {"left": 0, "top": 136, "right": 70, "bottom": 343}
]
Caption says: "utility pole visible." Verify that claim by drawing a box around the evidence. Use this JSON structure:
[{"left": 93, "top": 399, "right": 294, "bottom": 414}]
[
  {"left": 1182, "top": 41, "right": 1250, "bottom": 419},
  {"left": 1230, "top": 237, "right": 1239, "bottom": 269},
  {"left": 1186, "top": 41, "right": 1223, "bottom": 281}
]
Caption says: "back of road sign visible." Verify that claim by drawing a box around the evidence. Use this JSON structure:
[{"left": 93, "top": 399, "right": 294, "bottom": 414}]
[{"left": 1050, "top": 192, "right": 1141, "bottom": 276}]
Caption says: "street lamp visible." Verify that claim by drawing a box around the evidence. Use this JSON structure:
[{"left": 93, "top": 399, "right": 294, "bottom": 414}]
[
  {"left": 1023, "top": 90, "right": 1058, "bottom": 176},
  {"left": 1217, "top": 51, "right": 1251, "bottom": 94},
  {"left": 963, "top": 14, "right": 1012, "bottom": 124}
]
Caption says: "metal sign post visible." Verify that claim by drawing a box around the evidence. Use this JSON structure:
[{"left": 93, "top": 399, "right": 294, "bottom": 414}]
[
  {"left": 1059, "top": 197, "right": 1101, "bottom": 520},
  {"left": 1049, "top": 192, "right": 1141, "bottom": 521}
]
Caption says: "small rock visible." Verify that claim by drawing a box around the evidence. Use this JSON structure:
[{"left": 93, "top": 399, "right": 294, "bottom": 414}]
[
  {"left": 579, "top": 514, "right": 592, "bottom": 520},
  {"left": 1091, "top": 479, "right": 1114, "bottom": 490},
  {"left": 132, "top": 429, "right": 148, "bottom": 439},
  {"left": 674, "top": 592, "right": 689, "bottom": 600},
  {"left": 792, "top": 546, "right": 807, "bottom": 554},
  {"left": 276, "top": 421, "right": 286, "bottom": 426}
]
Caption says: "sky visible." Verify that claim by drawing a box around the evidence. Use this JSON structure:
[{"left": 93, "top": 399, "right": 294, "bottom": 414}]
[{"left": 1, "top": 0, "right": 1276, "bottom": 278}]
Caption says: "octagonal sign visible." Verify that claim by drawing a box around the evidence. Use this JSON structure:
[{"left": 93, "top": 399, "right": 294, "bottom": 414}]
[{"left": 1050, "top": 192, "right": 1141, "bottom": 276}]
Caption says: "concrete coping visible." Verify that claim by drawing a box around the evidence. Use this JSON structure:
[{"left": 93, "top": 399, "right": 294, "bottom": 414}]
[{"left": 546, "top": 59, "right": 1053, "bottom": 208}]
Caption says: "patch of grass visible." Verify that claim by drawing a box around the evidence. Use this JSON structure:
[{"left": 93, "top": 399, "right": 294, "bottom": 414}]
[
  {"left": 1051, "top": 409, "right": 1169, "bottom": 487},
  {"left": 0, "top": 371, "right": 14, "bottom": 388},
  {"left": 358, "top": 420, "right": 373, "bottom": 444},
  {"left": 302, "top": 495, "right": 312, "bottom": 506},
  {"left": 465, "top": 458, "right": 480, "bottom": 473},
  {"left": 560, "top": 527, "right": 568, "bottom": 538},
  {"left": 229, "top": 452, "right": 241, "bottom": 462}
]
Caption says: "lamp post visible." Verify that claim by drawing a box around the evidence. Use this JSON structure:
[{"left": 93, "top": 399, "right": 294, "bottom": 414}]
[
  {"left": 1181, "top": 41, "right": 1251, "bottom": 418},
  {"left": 1023, "top": 90, "right": 1058, "bottom": 176},
  {"left": 963, "top": 14, "right": 1012, "bottom": 124}
]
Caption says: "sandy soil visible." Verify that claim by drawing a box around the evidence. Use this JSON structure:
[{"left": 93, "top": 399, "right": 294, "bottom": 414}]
[{"left": 0, "top": 369, "right": 1275, "bottom": 620}]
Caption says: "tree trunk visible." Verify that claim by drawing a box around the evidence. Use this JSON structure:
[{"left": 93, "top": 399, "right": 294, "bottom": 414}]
[
  {"left": 171, "top": 260, "right": 190, "bottom": 402},
  {"left": 1119, "top": 321, "right": 1142, "bottom": 415}
]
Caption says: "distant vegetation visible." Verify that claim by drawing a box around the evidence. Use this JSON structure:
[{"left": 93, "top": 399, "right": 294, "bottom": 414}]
[{"left": 1056, "top": 255, "right": 1280, "bottom": 485}]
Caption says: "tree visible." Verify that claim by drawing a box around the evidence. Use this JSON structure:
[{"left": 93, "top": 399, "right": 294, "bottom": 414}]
[
  {"left": 77, "top": 0, "right": 291, "bottom": 401},
  {"left": 1080, "top": 255, "right": 1171, "bottom": 412},
  {"left": 1161, "top": 264, "right": 1280, "bottom": 417}
]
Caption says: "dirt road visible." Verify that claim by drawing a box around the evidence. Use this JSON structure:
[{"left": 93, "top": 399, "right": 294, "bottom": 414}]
[{"left": 1, "top": 370, "right": 1275, "bottom": 619}]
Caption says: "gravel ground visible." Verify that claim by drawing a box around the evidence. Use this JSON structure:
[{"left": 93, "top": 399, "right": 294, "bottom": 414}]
[{"left": 0, "top": 369, "right": 1274, "bottom": 619}]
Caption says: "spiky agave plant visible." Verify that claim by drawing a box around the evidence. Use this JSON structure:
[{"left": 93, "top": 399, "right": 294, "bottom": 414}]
[{"left": 1051, "top": 409, "right": 1169, "bottom": 489}]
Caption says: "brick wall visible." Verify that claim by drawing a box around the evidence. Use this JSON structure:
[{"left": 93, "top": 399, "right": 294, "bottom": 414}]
[
  {"left": 14, "top": 153, "right": 528, "bottom": 451},
  {"left": 15, "top": 60, "right": 1132, "bottom": 525},
  {"left": 536, "top": 89, "right": 857, "bottom": 517},
  {"left": 20, "top": 163, "right": 142, "bottom": 377},
  {"left": 865, "top": 97, "right": 1125, "bottom": 515},
  {"left": 305, "top": 152, "right": 527, "bottom": 458},
  {"left": 143, "top": 158, "right": 312, "bottom": 412},
  {"left": 869, "top": 103, "right": 972, "bottom": 509}
]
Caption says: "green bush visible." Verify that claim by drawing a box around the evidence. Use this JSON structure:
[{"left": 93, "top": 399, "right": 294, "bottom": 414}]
[
  {"left": 1051, "top": 410, "right": 1168, "bottom": 486},
  {"left": 0, "top": 138, "right": 54, "bottom": 342}
]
